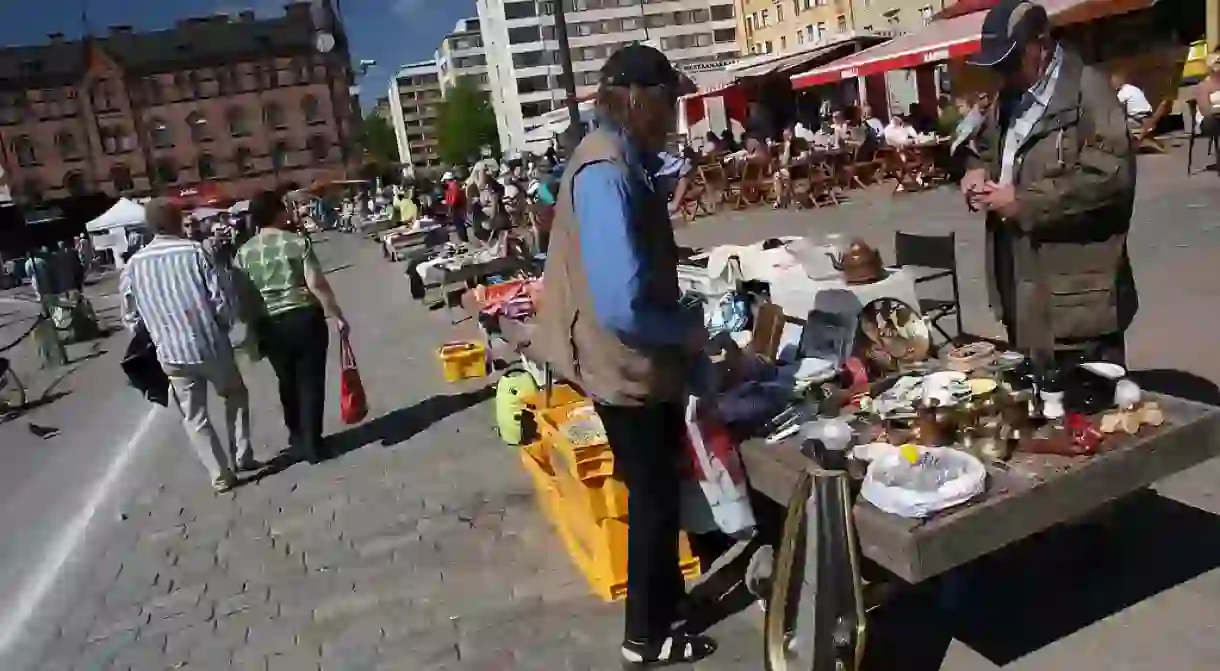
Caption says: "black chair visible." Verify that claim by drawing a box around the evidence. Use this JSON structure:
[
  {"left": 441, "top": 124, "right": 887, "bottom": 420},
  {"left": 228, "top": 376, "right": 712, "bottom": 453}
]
[
  {"left": 1187, "top": 99, "right": 1220, "bottom": 175},
  {"left": 894, "top": 231, "right": 963, "bottom": 343}
]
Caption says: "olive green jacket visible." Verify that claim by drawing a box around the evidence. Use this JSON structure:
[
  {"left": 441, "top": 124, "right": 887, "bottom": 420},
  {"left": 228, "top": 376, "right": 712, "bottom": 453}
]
[{"left": 966, "top": 46, "right": 1138, "bottom": 358}]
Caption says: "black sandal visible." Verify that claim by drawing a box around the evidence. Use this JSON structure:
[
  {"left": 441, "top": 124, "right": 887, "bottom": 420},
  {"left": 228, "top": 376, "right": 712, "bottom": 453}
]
[{"left": 621, "top": 633, "right": 717, "bottom": 668}]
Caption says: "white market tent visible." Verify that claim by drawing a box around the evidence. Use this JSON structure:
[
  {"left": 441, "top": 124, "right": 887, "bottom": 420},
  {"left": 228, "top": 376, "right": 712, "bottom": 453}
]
[{"left": 85, "top": 197, "right": 145, "bottom": 233}]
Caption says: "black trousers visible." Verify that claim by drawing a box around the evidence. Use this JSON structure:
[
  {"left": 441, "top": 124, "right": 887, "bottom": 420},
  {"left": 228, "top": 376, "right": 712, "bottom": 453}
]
[
  {"left": 258, "top": 306, "right": 330, "bottom": 459},
  {"left": 1005, "top": 323, "right": 1127, "bottom": 369},
  {"left": 595, "top": 401, "right": 686, "bottom": 643}
]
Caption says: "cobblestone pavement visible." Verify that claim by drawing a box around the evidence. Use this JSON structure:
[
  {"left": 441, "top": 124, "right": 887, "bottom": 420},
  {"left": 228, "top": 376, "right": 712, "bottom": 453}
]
[{"left": 17, "top": 145, "right": 1220, "bottom": 671}]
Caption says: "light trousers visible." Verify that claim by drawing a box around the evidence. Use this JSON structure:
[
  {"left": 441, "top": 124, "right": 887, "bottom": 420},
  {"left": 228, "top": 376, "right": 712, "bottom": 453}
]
[{"left": 162, "top": 352, "right": 252, "bottom": 488}]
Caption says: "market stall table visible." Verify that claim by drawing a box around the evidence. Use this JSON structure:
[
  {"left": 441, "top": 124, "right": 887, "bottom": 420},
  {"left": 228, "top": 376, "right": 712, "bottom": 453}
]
[{"left": 741, "top": 392, "right": 1220, "bottom": 584}]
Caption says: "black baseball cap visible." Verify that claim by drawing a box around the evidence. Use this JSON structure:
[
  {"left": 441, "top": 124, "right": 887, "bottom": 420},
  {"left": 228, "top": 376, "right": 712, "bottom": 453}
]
[
  {"left": 599, "top": 43, "right": 695, "bottom": 93},
  {"left": 967, "top": 0, "right": 1050, "bottom": 68}
]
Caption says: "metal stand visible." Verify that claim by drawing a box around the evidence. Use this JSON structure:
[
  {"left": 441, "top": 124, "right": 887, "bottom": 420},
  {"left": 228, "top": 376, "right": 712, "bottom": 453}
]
[{"left": 764, "top": 466, "right": 866, "bottom": 671}]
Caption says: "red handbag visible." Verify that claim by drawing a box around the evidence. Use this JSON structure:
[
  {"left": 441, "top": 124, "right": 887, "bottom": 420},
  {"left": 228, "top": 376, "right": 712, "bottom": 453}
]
[{"left": 339, "top": 334, "right": 368, "bottom": 424}]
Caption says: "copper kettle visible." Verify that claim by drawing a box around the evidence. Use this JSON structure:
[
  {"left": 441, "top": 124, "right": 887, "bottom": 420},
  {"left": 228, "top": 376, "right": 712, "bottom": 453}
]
[{"left": 829, "top": 239, "right": 884, "bottom": 285}]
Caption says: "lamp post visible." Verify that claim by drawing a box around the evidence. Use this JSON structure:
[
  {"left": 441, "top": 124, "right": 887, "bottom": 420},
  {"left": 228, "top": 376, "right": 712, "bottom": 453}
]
[{"left": 555, "top": 1, "right": 584, "bottom": 145}]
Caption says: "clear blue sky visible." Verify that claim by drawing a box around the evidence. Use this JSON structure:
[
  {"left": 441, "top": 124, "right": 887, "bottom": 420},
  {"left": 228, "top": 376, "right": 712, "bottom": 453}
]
[{"left": 0, "top": 0, "right": 474, "bottom": 108}]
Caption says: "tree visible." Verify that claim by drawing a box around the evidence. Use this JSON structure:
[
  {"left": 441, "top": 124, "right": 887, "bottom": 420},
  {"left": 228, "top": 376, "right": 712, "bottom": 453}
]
[
  {"left": 435, "top": 76, "right": 500, "bottom": 166},
  {"left": 356, "top": 113, "right": 399, "bottom": 165}
]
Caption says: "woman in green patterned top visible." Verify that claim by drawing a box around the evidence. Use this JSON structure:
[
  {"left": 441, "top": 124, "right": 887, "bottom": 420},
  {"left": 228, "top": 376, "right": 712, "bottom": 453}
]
[{"left": 234, "top": 190, "right": 349, "bottom": 464}]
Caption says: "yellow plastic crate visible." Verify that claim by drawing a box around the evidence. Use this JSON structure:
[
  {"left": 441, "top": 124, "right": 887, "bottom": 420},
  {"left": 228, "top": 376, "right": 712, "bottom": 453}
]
[
  {"left": 555, "top": 497, "right": 700, "bottom": 602},
  {"left": 437, "top": 341, "right": 486, "bottom": 382},
  {"left": 553, "top": 455, "right": 628, "bottom": 522},
  {"left": 519, "top": 448, "right": 561, "bottom": 527},
  {"left": 522, "top": 384, "right": 585, "bottom": 412},
  {"left": 522, "top": 439, "right": 550, "bottom": 471},
  {"left": 540, "top": 403, "right": 614, "bottom": 481}
]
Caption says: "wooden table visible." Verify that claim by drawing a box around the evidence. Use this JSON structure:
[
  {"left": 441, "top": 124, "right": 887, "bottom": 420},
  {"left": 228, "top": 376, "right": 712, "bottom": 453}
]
[{"left": 741, "top": 392, "right": 1220, "bottom": 584}]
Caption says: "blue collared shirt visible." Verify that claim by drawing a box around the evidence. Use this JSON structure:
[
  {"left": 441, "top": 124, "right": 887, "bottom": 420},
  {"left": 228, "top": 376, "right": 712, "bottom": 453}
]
[{"left": 571, "top": 130, "right": 693, "bottom": 347}]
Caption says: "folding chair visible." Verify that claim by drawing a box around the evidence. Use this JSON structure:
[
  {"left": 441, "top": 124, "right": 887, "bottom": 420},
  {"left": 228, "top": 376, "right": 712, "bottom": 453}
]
[
  {"left": 894, "top": 231, "right": 963, "bottom": 343},
  {"left": 1186, "top": 99, "right": 1220, "bottom": 174}
]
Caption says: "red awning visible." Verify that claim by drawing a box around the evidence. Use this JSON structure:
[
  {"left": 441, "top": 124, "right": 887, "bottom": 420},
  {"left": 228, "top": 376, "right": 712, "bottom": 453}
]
[
  {"left": 791, "top": 0, "right": 1156, "bottom": 90},
  {"left": 791, "top": 12, "right": 986, "bottom": 89}
]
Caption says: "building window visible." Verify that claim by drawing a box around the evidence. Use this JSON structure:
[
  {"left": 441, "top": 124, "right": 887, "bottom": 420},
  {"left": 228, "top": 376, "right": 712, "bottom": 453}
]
[
  {"left": 65, "top": 172, "right": 87, "bottom": 196},
  {"left": 227, "top": 106, "right": 248, "bottom": 136},
  {"left": 234, "top": 147, "right": 253, "bottom": 174},
  {"left": 806, "top": 24, "right": 815, "bottom": 41},
  {"left": 919, "top": 5, "right": 933, "bottom": 24},
  {"left": 173, "top": 72, "right": 189, "bottom": 99},
  {"left": 186, "top": 111, "right": 210, "bottom": 142},
  {"left": 793, "top": 0, "right": 801, "bottom": 14},
  {"left": 217, "top": 68, "right": 235, "bottom": 95},
  {"left": 307, "top": 135, "right": 328, "bottom": 161},
  {"left": 248, "top": 64, "right": 263, "bottom": 91},
  {"left": 508, "top": 26, "right": 541, "bottom": 44},
  {"left": 711, "top": 4, "right": 735, "bottom": 20},
  {"left": 56, "top": 131, "right": 79, "bottom": 159},
  {"left": 187, "top": 71, "right": 202, "bottom": 97},
  {"left": 144, "top": 77, "right": 162, "bottom": 104},
  {"left": 295, "top": 58, "right": 311, "bottom": 85},
  {"left": 797, "top": 30, "right": 805, "bottom": 45},
  {"left": 777, "top": 3, "right": 784, "bottom": 22},
  {"left": 837, "top": 14, "right": 847, "bottom": 31},
  {"left": 100, "top": 125, "right": 127, "bottom": 154},
  {"left": 92, "top": 81, "right": 116, "bottom": 112},
  {"left": 512, "top": 51, "right": 550, "bottom": 68},
  {"left": 111, "top": 165, "right": 133, "bottom": 192},
  {"left": 301, "top": 95, "right": 322, "bottom": 124},
  {"left": 780, "top": 36, "right": 787, "bottom": 51},
  {"left": 149, "top": 117, "right": 171, "bottom": 147},
  {"left": 817, "top": 22, "right": 827, "bottom": 38},
  {"left": 264, "top": 102, "right": 285, "bottom": 129},
  {"left": 198, "top": 154, "right": 216, "bottom": 180},
  {"left": 504, "top": 1, "right": 537, "bottom": 19},
  {"left": 745, "top": 16, "right": 753, "bottom": 35},
  {"left": 765, "top": 40, "right": 773, "bottom": 53},
  {"left": 714, "top": 28, "right": 736, "bottom": 43},
  {"left": 155, "top": 158, "right": 178, "bottom": 185},
  {"left": 761, "top": 9, "right": 769, "bottom": 26},
  {"left": 272, "top": 141, "right": 289, "bottom": 170},
  {"left": 13, "top": 136, "right": 37, "bottom": 166}
]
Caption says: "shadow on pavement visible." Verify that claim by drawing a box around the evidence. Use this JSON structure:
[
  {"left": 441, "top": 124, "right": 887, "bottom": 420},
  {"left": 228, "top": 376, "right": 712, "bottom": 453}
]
[
  {"left": 0, "top": 391, "right": 72, "bottom": 425},
  {"left": 1128, "top": 368, "right": 1220, "bottom": 406},
  {"left": 862, "top": 490, "right": 1220, "bottom": 670},
  {"left": 327, "top": 385, "right": 496, "bottom": 456}
]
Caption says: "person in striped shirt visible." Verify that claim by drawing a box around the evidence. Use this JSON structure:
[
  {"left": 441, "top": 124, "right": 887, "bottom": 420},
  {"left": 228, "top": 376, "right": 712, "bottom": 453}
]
[{"left": 120, "top": 198, "right": 256, "bottom": 493}]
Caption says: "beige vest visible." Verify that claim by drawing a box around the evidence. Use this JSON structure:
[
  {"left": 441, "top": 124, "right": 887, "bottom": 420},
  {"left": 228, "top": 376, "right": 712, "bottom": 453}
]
[{"left": 535, "top": 131, "right": 684, "bottom": 406}]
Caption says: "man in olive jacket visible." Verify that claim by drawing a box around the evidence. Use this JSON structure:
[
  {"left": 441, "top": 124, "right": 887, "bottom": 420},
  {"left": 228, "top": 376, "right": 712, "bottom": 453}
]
[{"left": 960, "top": 0, "right": 1137, "bottom": 367}]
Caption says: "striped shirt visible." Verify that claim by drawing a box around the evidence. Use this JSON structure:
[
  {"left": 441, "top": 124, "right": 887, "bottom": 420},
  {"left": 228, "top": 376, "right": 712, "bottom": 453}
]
[{"left": 120, "top": 236, "right": 233, "bottom": 366}]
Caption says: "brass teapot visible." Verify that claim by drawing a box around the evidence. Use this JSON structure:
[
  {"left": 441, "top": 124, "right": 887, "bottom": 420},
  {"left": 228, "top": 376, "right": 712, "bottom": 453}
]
[{"left": 829, "top": 239, "right": 885, "bottom": 285}]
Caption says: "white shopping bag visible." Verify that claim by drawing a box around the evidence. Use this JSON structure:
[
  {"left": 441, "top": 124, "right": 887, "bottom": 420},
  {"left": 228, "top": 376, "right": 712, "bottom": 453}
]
[{"left": 679, "top": 395, "right": 756, "bottom": 537}]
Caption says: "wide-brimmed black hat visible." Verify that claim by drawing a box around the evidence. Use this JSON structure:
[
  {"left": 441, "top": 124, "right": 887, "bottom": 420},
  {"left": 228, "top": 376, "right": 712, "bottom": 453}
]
[{"left": 967, "top": 0, "right": 1050, "bottom": 68}]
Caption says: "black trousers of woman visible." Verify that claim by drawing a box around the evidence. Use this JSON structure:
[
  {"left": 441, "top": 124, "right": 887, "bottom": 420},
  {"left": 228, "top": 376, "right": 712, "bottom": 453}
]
[
  {"left": 595, "top": 401, "right": 687, "bottom": 644},
  {"left": 258, "top": 305, "right": 330, "bottom": 461}
]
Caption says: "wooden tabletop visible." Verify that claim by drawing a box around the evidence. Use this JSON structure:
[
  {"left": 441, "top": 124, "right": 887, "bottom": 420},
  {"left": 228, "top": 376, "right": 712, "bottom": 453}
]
[{"left": 740, "top": 393, "right": 1220, "bottom": 583}]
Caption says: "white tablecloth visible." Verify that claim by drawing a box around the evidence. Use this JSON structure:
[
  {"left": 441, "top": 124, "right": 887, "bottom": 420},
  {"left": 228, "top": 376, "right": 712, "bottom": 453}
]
[
  {"left": 416, "top": 249, "right": 503, "bottom": 285},
  {"left": 768, "top": 266, "right": 920, "bottom": 321}
]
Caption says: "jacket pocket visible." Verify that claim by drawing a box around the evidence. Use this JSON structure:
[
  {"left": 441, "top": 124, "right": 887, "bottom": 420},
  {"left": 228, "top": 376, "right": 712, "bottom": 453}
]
[{"left": 1045, "top": 272, "right": 1118, "bottom": 339}]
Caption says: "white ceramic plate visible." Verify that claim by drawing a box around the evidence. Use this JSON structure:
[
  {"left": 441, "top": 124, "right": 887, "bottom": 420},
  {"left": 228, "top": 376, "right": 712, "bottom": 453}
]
[{"left": 1080, "top": 361, "right": 1126, "bottom": 380}]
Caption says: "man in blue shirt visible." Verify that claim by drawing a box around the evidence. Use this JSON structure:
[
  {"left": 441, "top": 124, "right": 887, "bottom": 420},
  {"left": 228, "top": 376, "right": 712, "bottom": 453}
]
[{"left": 536, "top": 44, "right": 713, "bottom": 667}]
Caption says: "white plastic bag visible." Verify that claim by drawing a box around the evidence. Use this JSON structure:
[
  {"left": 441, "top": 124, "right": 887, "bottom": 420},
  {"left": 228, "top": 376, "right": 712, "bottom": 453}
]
[
  {"left": 679, "top": 396, "right": 756, "bottom": 537},
  {"left": 855, "top": 444, "right": 987, "bottom": 519}
]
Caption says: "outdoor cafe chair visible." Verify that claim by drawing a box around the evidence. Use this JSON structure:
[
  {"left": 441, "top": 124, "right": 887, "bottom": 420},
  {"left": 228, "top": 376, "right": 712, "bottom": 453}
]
[
  {"left": 729, "top": 161, "right": 770, "bottom": 209},
  {"left": 894, "top": 231, "right": 963, "bottom": 343},
  {"left": 1186, "top": 99, "right": 1220, "bottom": 174},
  {"left": 1132, "top": 99, "right": 1171, "bottom": 154}
]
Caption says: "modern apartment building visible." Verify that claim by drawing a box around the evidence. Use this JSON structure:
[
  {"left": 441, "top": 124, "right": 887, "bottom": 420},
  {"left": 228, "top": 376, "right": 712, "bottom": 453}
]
[
  {"left": 437, "top": 18, "right": 491, "bottom": 91},
  {"left": 737, "top": 0, "right": 943, "bottom": 55},
  {"left": 0, "top": 1, "right": 357, "bottom": 204},
  {"left": 387, "top": 60, "right": 443, "bottom": 178},
  {"left": 476, "top": 0, "right": 741, "bottom": 153}
]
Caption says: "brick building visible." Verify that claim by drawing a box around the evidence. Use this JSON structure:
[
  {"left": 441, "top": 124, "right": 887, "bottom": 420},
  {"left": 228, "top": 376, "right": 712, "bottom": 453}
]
[{"left": 0, "top": 2, "right": 358, "bottom": 206}]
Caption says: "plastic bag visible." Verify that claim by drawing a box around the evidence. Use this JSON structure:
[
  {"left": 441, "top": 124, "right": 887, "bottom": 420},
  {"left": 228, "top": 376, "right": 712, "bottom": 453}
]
[
  {"left": 855, "top": 444, "right": 986, "bottom": 519},
  {"left": 339, "top": 334, "right": 369, "bottom": 425},
  {"left": 679, "top": 396, "right": 756, "bottom": 537}
]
